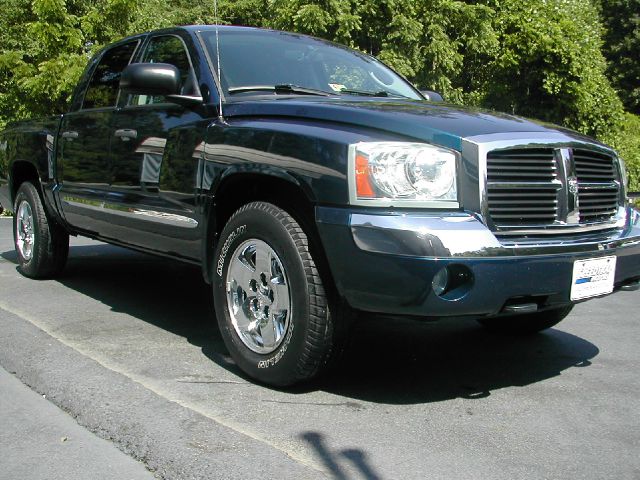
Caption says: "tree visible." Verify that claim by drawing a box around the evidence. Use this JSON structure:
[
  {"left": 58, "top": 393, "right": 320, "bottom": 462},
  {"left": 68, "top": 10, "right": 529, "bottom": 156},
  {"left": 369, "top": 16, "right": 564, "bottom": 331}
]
[
  {"left": 220, "top": 0, "right": 499, "bottom": 104},
  {"left": 600, "top": 0, "right": 640, "bottom": 114},
  {"left": 0, "top": 0, "right": 127, "bottom": 129},
  {"left": 0, "top": 0, "right": 629, "bottom": 147},
  {"left": 481, "top": 0, "right": 624, "bottom": 140},
  {"left": 0, "top": 0, "right": 217, "bottom": 130}
]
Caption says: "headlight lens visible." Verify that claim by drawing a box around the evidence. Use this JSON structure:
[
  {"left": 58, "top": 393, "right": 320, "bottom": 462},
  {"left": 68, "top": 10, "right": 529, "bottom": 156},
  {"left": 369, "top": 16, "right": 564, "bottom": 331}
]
[{"left": 350, "top": 142, "right": 458, "bottom": 206}]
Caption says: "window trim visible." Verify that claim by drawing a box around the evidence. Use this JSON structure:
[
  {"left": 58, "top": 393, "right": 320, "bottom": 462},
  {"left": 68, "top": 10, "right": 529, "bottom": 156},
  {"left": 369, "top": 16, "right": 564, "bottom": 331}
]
[{"left": 79, "top": 39, "right": 142, "bottom": 111}]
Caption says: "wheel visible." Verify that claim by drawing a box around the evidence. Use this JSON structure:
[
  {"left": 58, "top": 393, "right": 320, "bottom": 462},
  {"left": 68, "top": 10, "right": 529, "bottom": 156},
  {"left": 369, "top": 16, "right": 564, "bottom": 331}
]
[
  {"left": 212, "top": 201, "right": 343, "bottom": 386},
  {"left": 13, "top": 182, "right": 69, "bottom": 278},
  {"left": 477, "top": 305, "right": 574, "bottom": 335}
]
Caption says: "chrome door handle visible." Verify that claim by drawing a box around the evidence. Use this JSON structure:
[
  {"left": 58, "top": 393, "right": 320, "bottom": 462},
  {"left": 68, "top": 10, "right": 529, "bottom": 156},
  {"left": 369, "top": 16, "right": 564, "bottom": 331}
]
[
  {"left": 114, "top": 129, "right": 138, "bottom": 140},
  {"left": 61, "top": 131, "right": 79, "bottom": 139}
]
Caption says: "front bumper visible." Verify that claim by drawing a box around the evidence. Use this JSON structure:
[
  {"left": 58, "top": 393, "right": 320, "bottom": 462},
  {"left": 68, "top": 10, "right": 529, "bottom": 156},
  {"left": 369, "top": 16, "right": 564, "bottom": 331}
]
[{"left": 315, "top": 206, "right": 640, "bottom": 318}]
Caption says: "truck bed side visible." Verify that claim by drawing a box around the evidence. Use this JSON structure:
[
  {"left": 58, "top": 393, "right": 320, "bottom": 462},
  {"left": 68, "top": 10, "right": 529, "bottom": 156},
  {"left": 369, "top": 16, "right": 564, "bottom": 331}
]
[{"left": 0, "top": 116, "right": 63, "bottom": 218}]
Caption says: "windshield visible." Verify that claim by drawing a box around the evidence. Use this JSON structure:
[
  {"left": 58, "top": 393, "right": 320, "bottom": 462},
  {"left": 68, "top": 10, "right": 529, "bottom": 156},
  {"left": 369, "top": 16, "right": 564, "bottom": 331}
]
[{"left": 201, "top": 29, "right": 422, "bottom": 100}]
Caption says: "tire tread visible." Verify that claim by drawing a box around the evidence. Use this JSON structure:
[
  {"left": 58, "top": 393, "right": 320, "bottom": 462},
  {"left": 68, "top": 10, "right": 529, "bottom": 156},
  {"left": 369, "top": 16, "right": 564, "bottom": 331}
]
[{"left": 221, "top": 201, "right": 340, "bottom": 384}]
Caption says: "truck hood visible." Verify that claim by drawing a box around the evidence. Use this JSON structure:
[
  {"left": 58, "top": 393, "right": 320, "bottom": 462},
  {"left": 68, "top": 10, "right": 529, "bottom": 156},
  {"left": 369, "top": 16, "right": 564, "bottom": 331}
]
[{"left": 223, "top": 97, "right": 596, "bottom": 151}]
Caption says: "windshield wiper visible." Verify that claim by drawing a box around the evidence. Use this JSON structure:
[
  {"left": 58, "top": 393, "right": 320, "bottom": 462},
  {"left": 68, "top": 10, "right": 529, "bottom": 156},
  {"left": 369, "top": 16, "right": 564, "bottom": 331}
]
[
  {"left": 228, "top": 84, "right": 332, "bottom": 96},
  {"left": 339, "top": 88, "right": 409, "bottom": 99}
]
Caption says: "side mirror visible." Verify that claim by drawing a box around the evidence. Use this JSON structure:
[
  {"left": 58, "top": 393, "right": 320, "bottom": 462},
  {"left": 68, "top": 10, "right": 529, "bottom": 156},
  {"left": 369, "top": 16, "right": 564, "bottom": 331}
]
[
  {"left": 120, "top": 63, "right": 181, "bottom": 96},
  {"left": 421, "top": 90, "right": 444, "bottom": 102}
]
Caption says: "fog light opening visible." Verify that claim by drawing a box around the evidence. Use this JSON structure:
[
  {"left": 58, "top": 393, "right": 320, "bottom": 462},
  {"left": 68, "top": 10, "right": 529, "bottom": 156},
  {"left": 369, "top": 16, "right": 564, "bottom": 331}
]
[
  {"left": 432, "top": 264, "right": 474, "bottom": 301},
  {"left": 432, "top": 267, "right": 450, "bottom": 296}
]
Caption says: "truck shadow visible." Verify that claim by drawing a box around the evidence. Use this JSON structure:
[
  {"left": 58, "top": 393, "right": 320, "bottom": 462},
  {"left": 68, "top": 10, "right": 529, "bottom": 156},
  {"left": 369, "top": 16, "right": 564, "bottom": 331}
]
[{"left": 1, "top": 244, "right": 600, "bottom": 405}]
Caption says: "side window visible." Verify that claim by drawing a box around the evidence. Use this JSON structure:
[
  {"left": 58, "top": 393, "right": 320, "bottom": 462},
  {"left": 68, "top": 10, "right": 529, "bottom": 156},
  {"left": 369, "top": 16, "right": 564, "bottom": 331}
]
[
  {"left": 130, "top": 35, "right": 196, "bottom": 106},
  {"left": 82, "top": 41, "right": 138, "bottom": 110}
]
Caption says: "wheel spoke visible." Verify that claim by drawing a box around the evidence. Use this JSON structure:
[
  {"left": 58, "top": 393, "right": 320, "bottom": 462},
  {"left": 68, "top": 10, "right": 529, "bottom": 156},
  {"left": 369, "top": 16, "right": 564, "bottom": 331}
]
[
  {"left": 228, "top": 257, "right": 255, "bottom": 293},
  {"left": 272, "top": 311, "right": 287, "bottom": 339},
  {"left": 16, "top": 200, "right": 35, "bottom": 261},
  {"left": 272, "top": 283, "right": 289, "bottom": 311},
  {"left": 259, "top": 317, "right": 277, "bottom": 348},
  {"left": 224, "top": 238, "right": 292, "bottom": 355},
  {"left": 254, "top": 245, "right": 272, "bottom": 279}
]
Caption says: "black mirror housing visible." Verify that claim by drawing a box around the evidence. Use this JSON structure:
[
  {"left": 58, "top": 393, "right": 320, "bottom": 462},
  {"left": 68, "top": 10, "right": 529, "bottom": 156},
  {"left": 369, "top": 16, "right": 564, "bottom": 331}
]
[
  {"left": 120, "top": 63, "right": 181, "bottom": 96},
  {"left": 421, "top": 90, "right": 444, "bottom": 102}
]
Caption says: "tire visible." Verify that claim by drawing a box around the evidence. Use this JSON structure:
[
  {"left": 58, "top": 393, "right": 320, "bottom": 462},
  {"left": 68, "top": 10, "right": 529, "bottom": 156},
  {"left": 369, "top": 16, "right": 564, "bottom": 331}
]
[
  {"left": 212, "top": 201, "right": 343, "bottom": 386},
  {"left": 477, "top": 305, "right": 574, "bottom": 335},
  {"left": 13, "top": 182, "right": 69, "bottom": 278}
]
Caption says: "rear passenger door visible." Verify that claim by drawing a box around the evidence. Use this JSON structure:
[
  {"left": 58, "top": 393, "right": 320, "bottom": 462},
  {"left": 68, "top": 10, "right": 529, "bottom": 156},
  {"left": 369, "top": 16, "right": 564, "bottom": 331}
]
[{"left": 57, "top": 39, "right": 140, "bottom": 234}]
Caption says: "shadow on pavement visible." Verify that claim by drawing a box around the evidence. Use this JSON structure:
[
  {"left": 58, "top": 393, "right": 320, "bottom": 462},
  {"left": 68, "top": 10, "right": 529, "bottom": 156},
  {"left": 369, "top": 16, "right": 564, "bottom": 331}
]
[
  {"left": 1, "top": 244, "right": 600, "bottom": 405},
  {"left": 300, "top": 432, "right": 382, "bottom": 480}
]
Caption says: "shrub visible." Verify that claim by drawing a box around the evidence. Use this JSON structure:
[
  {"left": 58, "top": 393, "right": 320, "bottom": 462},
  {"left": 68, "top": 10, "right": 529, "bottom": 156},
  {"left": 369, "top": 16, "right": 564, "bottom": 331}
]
[{"left": 609, "top": 113, "right": 640, "bottom": 193}]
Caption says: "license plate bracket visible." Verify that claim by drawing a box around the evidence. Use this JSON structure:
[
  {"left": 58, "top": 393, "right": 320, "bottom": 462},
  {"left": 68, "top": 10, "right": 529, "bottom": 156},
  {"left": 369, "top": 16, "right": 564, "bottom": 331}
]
[{"left": 570, "top": 255, "right": 617, "bottom": 301}]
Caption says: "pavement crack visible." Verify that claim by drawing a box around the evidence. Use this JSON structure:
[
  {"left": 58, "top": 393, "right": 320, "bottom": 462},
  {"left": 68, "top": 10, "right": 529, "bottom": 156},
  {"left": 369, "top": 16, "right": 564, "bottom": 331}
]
[{"left": 264, "top": 399, "right": 364, "bottom": 410}]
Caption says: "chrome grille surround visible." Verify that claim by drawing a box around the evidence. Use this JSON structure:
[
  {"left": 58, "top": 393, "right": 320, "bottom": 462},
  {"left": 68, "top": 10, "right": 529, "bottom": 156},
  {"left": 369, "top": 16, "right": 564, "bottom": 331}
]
[{"left": 463, "top": 132, "right": 627, "bottom": 236}]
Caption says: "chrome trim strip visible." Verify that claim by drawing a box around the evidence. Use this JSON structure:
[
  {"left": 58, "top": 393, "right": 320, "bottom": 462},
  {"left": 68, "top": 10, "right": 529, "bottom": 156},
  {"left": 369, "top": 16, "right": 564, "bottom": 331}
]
[
  {"left": 486, "top": 181, "right": 562, "bottom": 190},
  {"left": 62, "top": 196, "right": 198, "bottom": 228},
  {"left": 129, "top": 209, "right": 198, "bottom": 226},
  {"left": 493, "top": 207, "right": 627, "bottom": 235},
  {"left": 558, "top": 148, "right": 579, "bottom": 223},
  {"left": 578, "top": 181, "right": 620, "bottom": 190}
]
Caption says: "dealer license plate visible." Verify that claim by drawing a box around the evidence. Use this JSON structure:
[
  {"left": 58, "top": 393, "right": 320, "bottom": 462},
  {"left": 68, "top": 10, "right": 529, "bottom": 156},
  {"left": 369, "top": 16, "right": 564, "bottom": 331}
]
[{"left": 570, "top": 256, "right": 617, "bottom": 301}]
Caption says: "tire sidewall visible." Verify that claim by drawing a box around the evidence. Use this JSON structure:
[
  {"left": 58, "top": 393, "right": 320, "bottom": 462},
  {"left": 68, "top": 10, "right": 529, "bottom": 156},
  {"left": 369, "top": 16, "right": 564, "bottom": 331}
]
[
  {"left": 212, "top": 205, "right": 314, "bottom": 386},
  {"left": 13, "top": 186, "right": 44, "bottom": 275}
]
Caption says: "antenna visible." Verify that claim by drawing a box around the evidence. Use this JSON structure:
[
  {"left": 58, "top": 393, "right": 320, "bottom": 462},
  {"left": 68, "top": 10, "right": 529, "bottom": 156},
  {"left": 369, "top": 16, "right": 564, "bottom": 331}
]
[{"left": 214, "top": 0, "right": 224, "bottom": 121}]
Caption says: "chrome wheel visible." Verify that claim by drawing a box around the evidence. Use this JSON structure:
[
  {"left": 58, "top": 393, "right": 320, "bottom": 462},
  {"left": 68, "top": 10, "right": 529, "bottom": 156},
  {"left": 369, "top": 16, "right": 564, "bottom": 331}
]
[
  {"left": 16, "top": 200, "right": 35, "bottom": 261},
  {"left": 226, "top": 238, "right": 291, "bottom": 354}
]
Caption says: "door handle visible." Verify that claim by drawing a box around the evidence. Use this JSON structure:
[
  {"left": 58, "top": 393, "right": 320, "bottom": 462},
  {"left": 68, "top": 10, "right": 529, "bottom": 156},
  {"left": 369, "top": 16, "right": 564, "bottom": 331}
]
[
  {"left": 114, "top": 129, "right": 138, "bottom": 140},
  {"left": 61, "top": 131, "right": 79, "bottom": 140}
]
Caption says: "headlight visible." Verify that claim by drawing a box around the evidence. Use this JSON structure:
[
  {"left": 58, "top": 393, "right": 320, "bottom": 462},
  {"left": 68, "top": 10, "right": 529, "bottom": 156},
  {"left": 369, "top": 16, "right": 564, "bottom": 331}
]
[{"left": 348, "top": 142, "right": 459, "bottom": 207}]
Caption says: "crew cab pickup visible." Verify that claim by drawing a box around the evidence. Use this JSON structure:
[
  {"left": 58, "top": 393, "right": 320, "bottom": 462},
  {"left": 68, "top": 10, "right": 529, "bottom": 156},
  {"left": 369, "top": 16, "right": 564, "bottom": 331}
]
[{"left": 1, "top": 26, "right": 639, "bottom": 386}]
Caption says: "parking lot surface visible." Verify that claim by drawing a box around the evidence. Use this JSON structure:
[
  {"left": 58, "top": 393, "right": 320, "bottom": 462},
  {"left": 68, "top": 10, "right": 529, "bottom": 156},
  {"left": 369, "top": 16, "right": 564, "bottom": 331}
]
[{"left": 0, "top": 216, "right": 638, "bottom": 479}]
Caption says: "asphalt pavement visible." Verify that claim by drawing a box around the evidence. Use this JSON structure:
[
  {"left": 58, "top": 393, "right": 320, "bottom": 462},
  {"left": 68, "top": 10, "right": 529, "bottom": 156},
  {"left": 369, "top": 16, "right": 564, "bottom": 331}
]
[
  {"left": 0, "top": 215, "right": 639, "bottom": 479},
  {"left": 0, "top": 365, "right": 154, "bottom": 480}
]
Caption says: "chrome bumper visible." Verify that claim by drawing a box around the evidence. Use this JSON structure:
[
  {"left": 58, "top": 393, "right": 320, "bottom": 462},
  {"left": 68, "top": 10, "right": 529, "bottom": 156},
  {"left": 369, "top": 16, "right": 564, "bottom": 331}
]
[{"left": 347, "top": 206, "right": 640, "bottom": 258}]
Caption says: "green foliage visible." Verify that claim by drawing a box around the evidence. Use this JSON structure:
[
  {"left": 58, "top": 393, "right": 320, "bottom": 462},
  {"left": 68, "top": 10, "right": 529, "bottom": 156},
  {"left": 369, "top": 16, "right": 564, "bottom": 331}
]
[
  {"left": 220, "top": 0, "right": 499, "bottom": 104},
  {"left": 599, "top": 0, "right": 640, "bottom": 114},
  {"left": 609, "top": 113, "right": 640, "bottom": 192},
  {"left": 0, "top": 0, "right": 634, "bottom": 161},
  {"left": 0, "top": 0, "right": 100, "bottom": 129},
  {"left": 0, "top": 0, "right": 218, "bottom": 131},
  {"left": 482, "top": 0, "right": 624, "bottom": 139},
  {"left": 221, "top": 0, "right": 624, "bottom": 139}
]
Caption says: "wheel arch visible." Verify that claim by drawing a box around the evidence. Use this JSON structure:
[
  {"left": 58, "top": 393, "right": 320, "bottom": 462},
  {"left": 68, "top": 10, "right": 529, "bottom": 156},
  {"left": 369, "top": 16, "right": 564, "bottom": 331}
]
[
  {"left": 10, "top": 160, "right": 42, "bottom": 205},
  {"left": 201, "top": 171, "right": 335, "bottom": 295}
]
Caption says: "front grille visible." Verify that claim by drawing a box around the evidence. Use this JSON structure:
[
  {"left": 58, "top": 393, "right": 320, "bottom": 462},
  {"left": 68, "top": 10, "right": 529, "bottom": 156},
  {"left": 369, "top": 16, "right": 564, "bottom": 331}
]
[
  {"left": 573, "top": 149, "right": 619, "bottom": 222},
  {"left": 486, "top": 149, "right": 560, "bottom": 225},
  {"left": 485, "top": 147, "right": 620, "bottom": 230}
]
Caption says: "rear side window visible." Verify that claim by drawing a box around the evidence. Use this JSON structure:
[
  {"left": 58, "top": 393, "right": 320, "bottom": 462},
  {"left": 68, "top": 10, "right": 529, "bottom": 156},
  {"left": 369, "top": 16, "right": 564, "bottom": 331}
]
[{"left": 82, "top": 41, "right": 138, "bottom": 110}]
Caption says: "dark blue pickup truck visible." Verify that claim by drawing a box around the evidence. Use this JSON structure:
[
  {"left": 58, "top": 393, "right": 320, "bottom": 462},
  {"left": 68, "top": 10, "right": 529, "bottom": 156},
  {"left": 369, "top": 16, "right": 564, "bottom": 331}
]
[{"left": 1, "top": 25, "right": 639, "bottom": 386}]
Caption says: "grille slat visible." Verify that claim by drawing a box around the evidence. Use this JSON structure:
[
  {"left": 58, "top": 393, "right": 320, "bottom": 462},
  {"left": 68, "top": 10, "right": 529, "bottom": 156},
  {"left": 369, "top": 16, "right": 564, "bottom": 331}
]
[
  {"left": 486, "top": 147, "right": 620, "bottom": 229},
  {"left": 574, "top": 148, "right": 619, "bottom": 222},
  {"left": 486, "top": 148, "right": 561, "bottom": 226}
]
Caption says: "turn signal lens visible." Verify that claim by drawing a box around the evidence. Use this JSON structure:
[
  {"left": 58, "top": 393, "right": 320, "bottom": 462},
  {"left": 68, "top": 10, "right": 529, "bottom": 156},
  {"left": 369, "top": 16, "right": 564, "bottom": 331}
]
[{"left": 355, "top": 153, "right": 375, "bottom": 198}]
